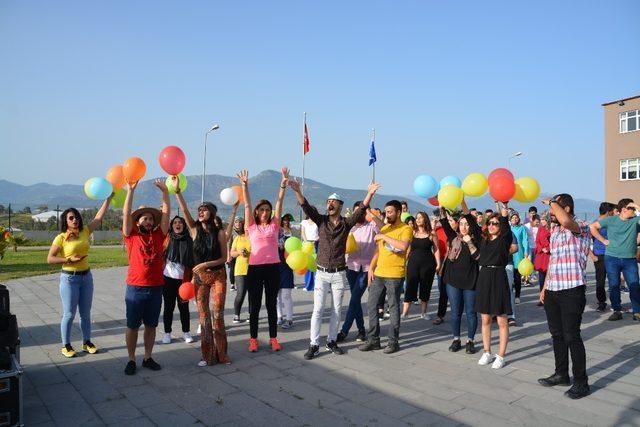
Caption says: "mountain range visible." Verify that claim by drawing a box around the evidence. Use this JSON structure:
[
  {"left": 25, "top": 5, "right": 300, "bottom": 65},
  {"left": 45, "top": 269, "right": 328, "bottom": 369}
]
[{"left": 0, "top": 171, "right": 601, "bottom": 220}]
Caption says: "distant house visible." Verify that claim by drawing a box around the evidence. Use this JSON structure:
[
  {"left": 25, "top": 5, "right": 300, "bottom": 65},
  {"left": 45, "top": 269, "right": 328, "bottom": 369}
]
[{"left": 31, "top": 211, "right": 59, "bottom": 222}]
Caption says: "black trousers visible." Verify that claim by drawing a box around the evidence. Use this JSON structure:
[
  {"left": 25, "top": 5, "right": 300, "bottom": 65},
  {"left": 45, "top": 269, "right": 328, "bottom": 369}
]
[
  {"left": 247, "top": 263, "right": 280, "bottom": 339},
  {"left": 544, "top": 286, "right": 588, "bottom": 385},
  {"left": 377, "top": 286, "right": 387, "bottom": 311},
  {"left": 437, "top": 275, "right": 448, "bottom": 318},
  {"left": 228, "top": 258, "right": 237, "bottom": 285},
  {"left": 513, "top": 269, "right": 522, "bottom": 298},
  {"left": 162, "top": 275, "right": 190, "bottom": 333},
  {"left": 593, "top": 255, "right": 607, "bottom": 305},
  {"left": 233, "top": 275, "right": 248, "bottom": 316}
]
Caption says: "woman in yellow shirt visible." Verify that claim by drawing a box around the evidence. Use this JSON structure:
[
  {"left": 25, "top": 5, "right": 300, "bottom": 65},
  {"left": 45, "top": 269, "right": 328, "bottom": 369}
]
[
  {"left": 47, "top": 198, "right": 112, "bottom": 358},
  {"left": 230, "top": 218, "right": 250, "bottom": 324}
]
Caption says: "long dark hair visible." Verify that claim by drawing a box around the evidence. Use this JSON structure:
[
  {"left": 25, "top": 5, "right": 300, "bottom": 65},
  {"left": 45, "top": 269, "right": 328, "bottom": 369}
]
[
  {"left": 414, "top": 211, "right": 432, "bottom": 233},
  {"left": 253, "top": 199, "right": 273, "bottom": 225},
  {"left": 482, "top": 213, "right": 502, "bottom": 240},
  {"left": 193, "top": 202, "right": 220, "bottom": 261},
  {"left": 60, "top": 208, "right": 84, "bottom": 232}
]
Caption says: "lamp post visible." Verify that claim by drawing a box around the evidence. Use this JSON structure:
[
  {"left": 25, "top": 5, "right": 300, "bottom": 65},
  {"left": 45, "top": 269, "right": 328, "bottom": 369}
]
[
  {"left": 508, "top": 151, "right": 523, "bottom": 169},
  {"left": 201, "top": 124, "right": 220, "bottom": 203}
]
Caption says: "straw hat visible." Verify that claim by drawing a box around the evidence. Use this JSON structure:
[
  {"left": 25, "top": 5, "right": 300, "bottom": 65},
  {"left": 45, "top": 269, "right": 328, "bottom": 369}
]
[{"left": 131, "top": 205, "right": 162, "bottom": 226}]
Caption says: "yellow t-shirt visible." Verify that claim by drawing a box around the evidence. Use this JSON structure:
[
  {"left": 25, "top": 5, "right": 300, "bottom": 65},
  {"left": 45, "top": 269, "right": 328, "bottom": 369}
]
[
  {"left": 52, "top": 227, "right": 92, "bottom": 272},
  {"left": 231, "top": 235, "right": 251, "bottom": 276},
  {"left": 374, "top": 223, "right": 413, "bottom": 279}
]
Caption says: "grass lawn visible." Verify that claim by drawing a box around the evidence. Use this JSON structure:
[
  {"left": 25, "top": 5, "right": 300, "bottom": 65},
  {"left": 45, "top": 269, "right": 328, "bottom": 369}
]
[{"left": 0, "top": 247, "right": 128, "bottom": 282}]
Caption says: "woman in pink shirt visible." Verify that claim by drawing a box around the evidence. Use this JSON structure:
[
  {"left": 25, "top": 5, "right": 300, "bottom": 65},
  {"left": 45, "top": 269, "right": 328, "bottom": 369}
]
[{"left": 237, "top": 168, "right": 289, "bottom": 353}]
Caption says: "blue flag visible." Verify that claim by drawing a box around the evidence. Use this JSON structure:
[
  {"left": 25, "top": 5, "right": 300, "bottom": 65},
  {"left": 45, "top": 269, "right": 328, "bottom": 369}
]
[{"left": 368, "top": 140, "right": 377, "bottom": 166}]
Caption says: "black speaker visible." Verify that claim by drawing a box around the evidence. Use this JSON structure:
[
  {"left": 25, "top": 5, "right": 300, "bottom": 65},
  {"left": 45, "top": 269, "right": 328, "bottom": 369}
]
[{"left": 0, "top": 355, "right": 22, "bottom": 426}]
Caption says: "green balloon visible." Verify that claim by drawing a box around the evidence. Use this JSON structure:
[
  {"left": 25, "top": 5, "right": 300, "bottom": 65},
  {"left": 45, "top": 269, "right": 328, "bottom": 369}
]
[
  {"left": 110, "top": 188, "right": 126, "bottom": 209},
  {"left": 400, "top": 212, "right": 411, "bottom": 222},
  {"left": 284, "top": 236, "right": 302, "bottom": 254},
  {"left": 166, "top": 173, "right": 188, "bottom": 194},
  {"left": 307, "top": 254, "right": 317, "bottom": 272}
]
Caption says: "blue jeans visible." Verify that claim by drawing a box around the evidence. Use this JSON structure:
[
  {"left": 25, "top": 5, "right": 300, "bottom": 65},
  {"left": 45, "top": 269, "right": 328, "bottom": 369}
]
[
  {"left": 506, "top": 264, "right": 516, "bottom": 319},
  {"left": 341, "top": 268, "right": 368, "bottom": 335},
  {"left": 445, "top": 284, "right": 477, "bottom": 340},
  {"left": 304, "top": 241, "right": 319, "bottom": 291},
  {"left": 60, "top": 271, "right": 94, "bottom": 345},
  {"left": 605, "top": 255, "right": 640, "bottom": 313}
]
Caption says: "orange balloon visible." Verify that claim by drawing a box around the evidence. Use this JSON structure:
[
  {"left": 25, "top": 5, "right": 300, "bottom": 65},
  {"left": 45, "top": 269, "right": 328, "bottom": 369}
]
[
  {"left": 106, "top": 165, "right": 126, "bottom": 190},
  {"left": 295, "top": 268, "right": 308, "bottom": 275},
  {"left": 123, "top": 157, "right": 146, "bottom": 184},
  {"left": 232, "top": 185, "right": 244, "bottom": 204}
]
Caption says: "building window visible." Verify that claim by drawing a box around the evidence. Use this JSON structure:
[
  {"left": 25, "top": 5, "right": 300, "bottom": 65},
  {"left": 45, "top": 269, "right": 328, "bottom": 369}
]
[
  {"left": 620, "top": 110, "right": 639, "bottom": 133},
  {"left": 620, "top": 158, "right": 640, "bottom": 181}
]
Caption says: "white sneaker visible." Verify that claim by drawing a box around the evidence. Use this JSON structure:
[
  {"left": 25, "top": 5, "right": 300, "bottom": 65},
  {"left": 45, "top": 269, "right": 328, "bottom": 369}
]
[
  {"left": 196, "top": 324, "right": 202, "bottom": 335},
  {"left": 491, "top": 355, "right": 505, "bottom": 369},
  {"left": 197, "top": 360, "right": 208, "bottom": 367},
  {"left": 183, "top": 332, "right": 194, "bottom": 343},
  {"left": 478, "top": 352, "right": 494, "bottom": 366},
  {"left": 515, "top": 297, "right": 521, "bottom": 304},
  {"left": 420, "top": 313, "right": 431, "bottom": 320},
  {"left": 281, "top": 320, "right": 293, "bottom": 329},
  {"left": 162, "top": 333, "right": 172, "bottom": 344}
]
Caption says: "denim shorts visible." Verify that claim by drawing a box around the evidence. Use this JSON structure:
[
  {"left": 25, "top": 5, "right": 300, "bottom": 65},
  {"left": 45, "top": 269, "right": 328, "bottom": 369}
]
[{"left": 125, "top": 285, "right": 163, "bottom": 329}]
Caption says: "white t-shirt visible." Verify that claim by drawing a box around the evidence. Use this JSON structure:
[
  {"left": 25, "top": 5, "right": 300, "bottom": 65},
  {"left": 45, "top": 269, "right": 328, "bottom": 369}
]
[
  {"left": 524, "top": 223, "right": 538, "bottom": 249},
  {"left": 163, "top": 261, "right": 185, "bottom": 280},
  {"left": 300, "top": 219, "right": 319, "bottom": 242}
]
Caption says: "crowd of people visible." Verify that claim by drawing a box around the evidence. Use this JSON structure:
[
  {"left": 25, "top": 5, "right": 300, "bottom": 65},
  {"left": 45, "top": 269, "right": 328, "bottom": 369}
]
[{"left": 47, "top": 170, "right": 640, "bottom": 401}]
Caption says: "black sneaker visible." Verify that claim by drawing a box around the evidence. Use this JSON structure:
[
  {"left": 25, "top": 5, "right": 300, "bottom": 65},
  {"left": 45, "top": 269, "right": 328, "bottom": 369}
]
[
  {"left": 358, "top": 340, "right": 381, "bottom": 352},
  {"left": 124, "top": 360, "right": 136, "bottom": 376},
  {"left": 142, "top": 357, "right": 161, "bottom": 371},
  {"left": 304, "top": 345, "right": 320, "bottom": 360},
  {"left": 383, "top": 343, "right": 399, "bottom": 354},
  {"left": 508, "top": 318, "right": 517, "bottom": 327},
  {"left": 233, "top": 315, "right": 246, "bottom": 324},
  {"left": 336, "top": 331, "right": 346, "bottom": 343},
  {"left": 377, "top": 311, "right": 384, "bottom": 320},
  {"left": 448, "top": 339, "right": 462, "bottom": 352},
  {"left": 538, "top": 374, "right": 571, "bottom": 387},
  {"left": 565, "top": 383, "right": 590, "bottom": 399},
  {"left": 608, "top": 311, "right": 623, "bottom": 321},
  {"left": 325, "top": 341, "right": 344, "bottom": 355},
  {"left": 596, "top": 303, "right": 607, "bottom": 313},
  {"left": 465, "top": 340, "right": 476, "bottom": 354},
  {"left": 355, "top": 331, "right": 366, "bottom": 342}
]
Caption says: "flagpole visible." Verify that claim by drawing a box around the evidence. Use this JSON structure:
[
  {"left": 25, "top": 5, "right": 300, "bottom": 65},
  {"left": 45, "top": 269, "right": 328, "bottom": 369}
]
[
  {"left": 372, "top": 128, "right": 376, "bottom": 182},
  {"left": 300, "top": 112, "right": 306, "bottom": 222}
]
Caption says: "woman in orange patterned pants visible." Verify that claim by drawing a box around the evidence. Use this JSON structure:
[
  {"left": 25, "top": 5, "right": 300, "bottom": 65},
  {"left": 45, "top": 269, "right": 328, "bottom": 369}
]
[{"left": 194, "top": 268, "right": 229, "bottom": 365}]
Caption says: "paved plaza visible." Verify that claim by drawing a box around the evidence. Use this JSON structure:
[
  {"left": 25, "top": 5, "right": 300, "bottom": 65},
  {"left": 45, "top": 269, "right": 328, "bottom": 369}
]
[{"left": 8, "top": 266, "right": 640, "bottom": 426}]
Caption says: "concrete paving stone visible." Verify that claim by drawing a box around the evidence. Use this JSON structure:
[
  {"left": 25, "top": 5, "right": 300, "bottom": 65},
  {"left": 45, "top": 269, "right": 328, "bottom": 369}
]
[
  {"left": 107, "top": 416, "right": 156, "bottom": 427},
  {"left": 327, "top": 398, "right": 411, "bottom": 426},
  {"left": 118, "top": 383, "right": 172, "bottom": 408},
  {"left": 42, "top": 398, "right": 103, "bottom": 425},
  {"left": 214, "top": 391, "right": 301, "bottom": 427},
  {"left": 511, "top": 394, "right": 621, "bottom": 426},
  {"left": 22, "top": 398, "right": 53, "bottom": 425},
  {"left": 140, "top": 401, "right": 201, "bottom": 426},
  {"left": 92, "top": 398, "right": 144, "bottom": 424},
  {"left": 447, "top": 408, "right": 519, "bottom": 427},
  {"left": 452, "top": 392, "right": 530, "bottom": 422},
  {"left": 362, "top": 393, "right": 423, "bottom": 419},
  {"left": 401, "top": 410, "right": 464, "bottom": 427}
]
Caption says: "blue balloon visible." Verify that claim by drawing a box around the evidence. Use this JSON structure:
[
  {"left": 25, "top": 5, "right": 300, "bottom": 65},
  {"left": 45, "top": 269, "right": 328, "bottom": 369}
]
[
  {"left": 84, "top": 177, "right": 113, "bottom": 200},
  {"left": 440, "top": 175, "right": 462, "bottom": 188},
  {"left": 413, "top": 175, "right": 439, "bottom": 198}
]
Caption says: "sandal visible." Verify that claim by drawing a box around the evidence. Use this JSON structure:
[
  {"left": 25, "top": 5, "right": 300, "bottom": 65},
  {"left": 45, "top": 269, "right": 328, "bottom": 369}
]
[{"left": 432, "top": 317, "right": 444, "bottom": 325}]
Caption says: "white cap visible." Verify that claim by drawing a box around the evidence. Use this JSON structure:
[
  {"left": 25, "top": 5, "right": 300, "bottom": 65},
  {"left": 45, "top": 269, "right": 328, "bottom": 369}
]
[{"left": 327, "top": 193, "right": 343, "bottom": 203}]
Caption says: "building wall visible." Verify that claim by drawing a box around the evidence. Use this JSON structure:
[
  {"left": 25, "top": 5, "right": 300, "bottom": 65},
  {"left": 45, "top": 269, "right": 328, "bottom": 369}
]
[{"left": 604, "top": 96, "right": 640, "bottom": 203}]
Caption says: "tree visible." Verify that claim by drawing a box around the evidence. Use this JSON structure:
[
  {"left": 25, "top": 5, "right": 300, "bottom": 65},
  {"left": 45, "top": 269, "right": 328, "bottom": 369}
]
[
  {"left": 7, "top": 233, "right": 28, "bottom": 252},
  {"left": 19, "top": 207, "right": 31, "bottom": 214},
  {"left": 0, "top": 205, "right": 5, "bottom": 214},
  {"left": 37, "top": 205, "right": 49, "bottom": 213}
]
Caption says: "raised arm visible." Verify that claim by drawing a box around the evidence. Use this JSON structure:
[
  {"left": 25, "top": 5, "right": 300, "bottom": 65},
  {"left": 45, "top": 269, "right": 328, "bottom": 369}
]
[
  {"left": 544, "top": 197, "right": 580, "bottom": 234},
  {"left": 88, "top": 194, "right": 115, "bottom": 233},
  {"left": 237, "top": 170, "right": 253, "bottom": 230},
  {"left": 289, "top": 177, "right": 322, "bottom": 224},
  {"left": 460, "top": 198, "right": 470, "bottom": 215},
  {"left": 589, "top": 221, "right": 608, "bottom": 246},
  {"left": 225, "top": 202, "right": 240, "bottom": 241},
  {"left": 122, "top": 182, "right": 137, "bottom": 237},
  {"left": 368, "top": 209, "right": 385, "bottom": 230},
  {"left": 273, "top": 167, "right": 289, "bottom": 221},
  {"left": 347, "top": 182, "right": 380, "bottom": 227},
  {"left": 439, "top": 208, "right": 457, "bottom": 241},
  {"left": 172, "top": 176, "right": 197, "bottom": 232},
  {"left": 155, "top": 179, "right": 171, "bottom": 235}
]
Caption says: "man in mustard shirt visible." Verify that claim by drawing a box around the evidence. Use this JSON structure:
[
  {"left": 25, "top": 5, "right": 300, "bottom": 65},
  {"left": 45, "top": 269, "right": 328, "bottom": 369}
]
[{"left": 359, "top": 200, "right": 413, "bottom": 354}]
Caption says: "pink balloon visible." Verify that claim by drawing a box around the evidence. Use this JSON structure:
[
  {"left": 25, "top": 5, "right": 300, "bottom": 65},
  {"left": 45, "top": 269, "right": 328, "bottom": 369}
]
[
  {"left": 427, "top": 197, "right": 439, "bottom": 206},
  {"left": 159, "top": 146, "right": 186, "bottom": 175}
]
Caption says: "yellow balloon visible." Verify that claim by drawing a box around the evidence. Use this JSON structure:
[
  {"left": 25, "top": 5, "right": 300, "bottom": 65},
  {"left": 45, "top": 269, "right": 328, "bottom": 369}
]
[
  {"left": 461, "top": 173, "right": 488, "bottom": 197},
  {"left": 518, "top": 258, "right": 534, "bottom": 276},
  {"left": 301, "top": 241, "right": 315, "bottom": 255},
  {"left": 345, "top": 233, "right": 360, "bottom": 254},
  {"left": 513, "top": 177, "right": 541, "bottom": 203},
  {"left": 286, "top": 250, "right": 307, "bottom": 271},
  {"left": 437, "top": 185, "right": 464, "bottom": 210}
]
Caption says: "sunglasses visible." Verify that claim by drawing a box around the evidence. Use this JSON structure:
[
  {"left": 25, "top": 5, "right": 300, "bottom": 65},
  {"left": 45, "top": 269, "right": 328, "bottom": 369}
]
[
  {"left": 67, "top": 216, "right": 78, "bottom": 221},
  {"left": 487, "top": 221, "right": 500, "bottom": 226},
  {"left": 625, "top": 206, "right": 636, "bottom": 211}
]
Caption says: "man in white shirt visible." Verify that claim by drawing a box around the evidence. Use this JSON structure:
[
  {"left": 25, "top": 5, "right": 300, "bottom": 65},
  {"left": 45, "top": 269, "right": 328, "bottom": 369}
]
[{"left": 300, "top": 215, "right": 319, "bottom": 291}]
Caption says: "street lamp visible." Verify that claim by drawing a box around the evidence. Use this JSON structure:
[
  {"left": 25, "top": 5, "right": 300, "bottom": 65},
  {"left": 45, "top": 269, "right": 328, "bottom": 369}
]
[
  {"left": 202, "top": 124, "right": 220, "bottom": 203},
  {"left": 508, "top": 151, "right": 523, "bottom": 169}
]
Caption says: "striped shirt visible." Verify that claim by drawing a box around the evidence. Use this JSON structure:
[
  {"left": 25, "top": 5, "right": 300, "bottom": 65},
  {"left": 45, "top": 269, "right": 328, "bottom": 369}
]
[{"left": 546, "top": 218, "right": 590, "bottom": 291}]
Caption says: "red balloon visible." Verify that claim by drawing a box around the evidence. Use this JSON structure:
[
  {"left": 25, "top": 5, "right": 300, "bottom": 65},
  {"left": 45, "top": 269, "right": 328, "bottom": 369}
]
[
  {"left": 178, "top": 281, "right": 195, "bottom": 301},
  {"left": 427, "top": 197, "right": 439, "bottom": 206},
  {"left": 488, "top": 168, "right": 514, "bottom": 184},
  {"left": 159, "top": 146, "right": 186, "bottom": 175},
  {"left": 489, "top": 176, "right": 516, "bottom": 202}
]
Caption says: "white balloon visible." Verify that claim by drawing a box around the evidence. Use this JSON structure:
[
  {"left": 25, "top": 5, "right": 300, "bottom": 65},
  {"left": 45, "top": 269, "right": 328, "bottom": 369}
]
[{"left": 219, "top": 187, "right": 238, "bottom": 206}]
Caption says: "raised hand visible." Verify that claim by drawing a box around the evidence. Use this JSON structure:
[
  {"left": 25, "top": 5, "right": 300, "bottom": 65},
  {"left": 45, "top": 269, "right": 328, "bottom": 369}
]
[
  {"left": 281, "top": 167, "right": 290, "bottom": 186},
  {"left": 288, "top": 177, "right": 301, "bottom": 193},
  {"left": 237, "top": 170, "right": 249, "bottom": 185},
  {"left": 154, "top": 179, "right": 168, "bottom": 193},
  {"left": 367, "top": 182, "right": 381, "bottom": 195},
  {"left": 128, "top": 181, "right": 138, "bottom": 191},
  {"left": 169, "top": 175, "right": 180, "bottom": 193}
]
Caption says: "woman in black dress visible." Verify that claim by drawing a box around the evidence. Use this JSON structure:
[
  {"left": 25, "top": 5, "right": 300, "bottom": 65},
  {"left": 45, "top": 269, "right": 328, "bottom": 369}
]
[
  {"left": 439, "top": 199, "right": 482, "bottom": 354},
  {"left": 402, "top": 212, "right": 441, "bottom": 319},
  {"left": 469, "top": 202, "right": 512, "bottom": 369}
]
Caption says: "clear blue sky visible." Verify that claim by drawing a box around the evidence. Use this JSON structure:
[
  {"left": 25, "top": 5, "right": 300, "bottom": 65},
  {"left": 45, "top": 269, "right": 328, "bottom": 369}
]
[{"left": 2, "top": 1, "right": 639, "bottom": 200}]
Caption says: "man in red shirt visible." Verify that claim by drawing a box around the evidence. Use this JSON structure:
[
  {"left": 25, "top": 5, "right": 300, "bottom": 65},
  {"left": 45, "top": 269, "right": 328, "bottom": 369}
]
[
  {"left": 432, "top": 209, "right": 449, "bottom": 325},
  {"left": 122, "top": 180, "right": 170, "bottom": 375}
]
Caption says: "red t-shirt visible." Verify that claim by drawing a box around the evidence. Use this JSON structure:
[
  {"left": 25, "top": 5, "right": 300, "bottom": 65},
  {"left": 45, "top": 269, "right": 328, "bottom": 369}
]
[
  {"left": 435, "top": 226, "right": 448, "bottom": 258},
  {"left": 124, "top": 227, "right": 166, "bottom": 286}
]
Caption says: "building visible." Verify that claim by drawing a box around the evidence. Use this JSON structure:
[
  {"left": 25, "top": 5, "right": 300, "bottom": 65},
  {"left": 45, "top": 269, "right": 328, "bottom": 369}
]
[
  {"left": 603, "top": 95, "right": 640, "bottom": 203},
  {"left": 31, "top": 211, "right": 59, "bottom": 222}
]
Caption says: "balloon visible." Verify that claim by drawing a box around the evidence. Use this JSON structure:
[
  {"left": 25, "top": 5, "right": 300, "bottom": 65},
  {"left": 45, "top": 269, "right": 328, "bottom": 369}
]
[
  {"left": 231, "top": 185, "right": 245, "bottom": 204},
  {"left": 489, "top": 176, "right": 516, "bottom": 202},
  {"left": 178, "top": 282, "right": 196, "bottom": 300},
  {"left": 284, "top": 236, "right": 303, "bottom": 254},
  {"left": 440, "top": 175, "right": 462, "bottom": 188},
  {"left": 158, "top": 146, "right": 186, "bottom": 175},
  {"left": 488, "top": 168, "right": 514, "bottom": 184},
  {"left": 106, "top": 165, "right": 126, "bottom": 190},
  {"left": 219, "top": 188, "right": 238, "bottom": 206},
  {"left": 295, "top": 268, "right": 308, "bottom": 275},
  {"left": 437, "top": 185, "right": 464, "bottom": 210},
  {"left": 84, "top": 177, "right": 113, "bottom": 200},
  {"left": 301, "top": 241, "right": 315, "bottom": 254},
  {"left": 513, "top": 177, "right": 541, "bottom": 203},
  {"left": 307, "top": 253, "right": 317, "bottom": 272},
  {"left": 110, "top": 188, "right": 126, "bottom": 208},
  {"left": 166, "top": 173, "right": 188, "bottom": 194},
  {"left": 413, "top": 175, "right": 439, "bottom": 198},
  {"left": 462, "top": 173, "right": 489, "bottom": 197},
  {"left": 400, "top": 212, "right": 412, "bottom": 222},
  {"left": 286, "top": 250, "right": 307, "bottom": 271},
  {"left": 518, "top": 258, "right": 534, "bottom": 277},
  {"left": 345, "top": 233, "right": 359, "bottom": 254},
  {"left": 427, "top": 197, "right": 439, "bottom": 206},
  {"left": 123, "top": 157, "right": 146, "bottom": 184}
]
